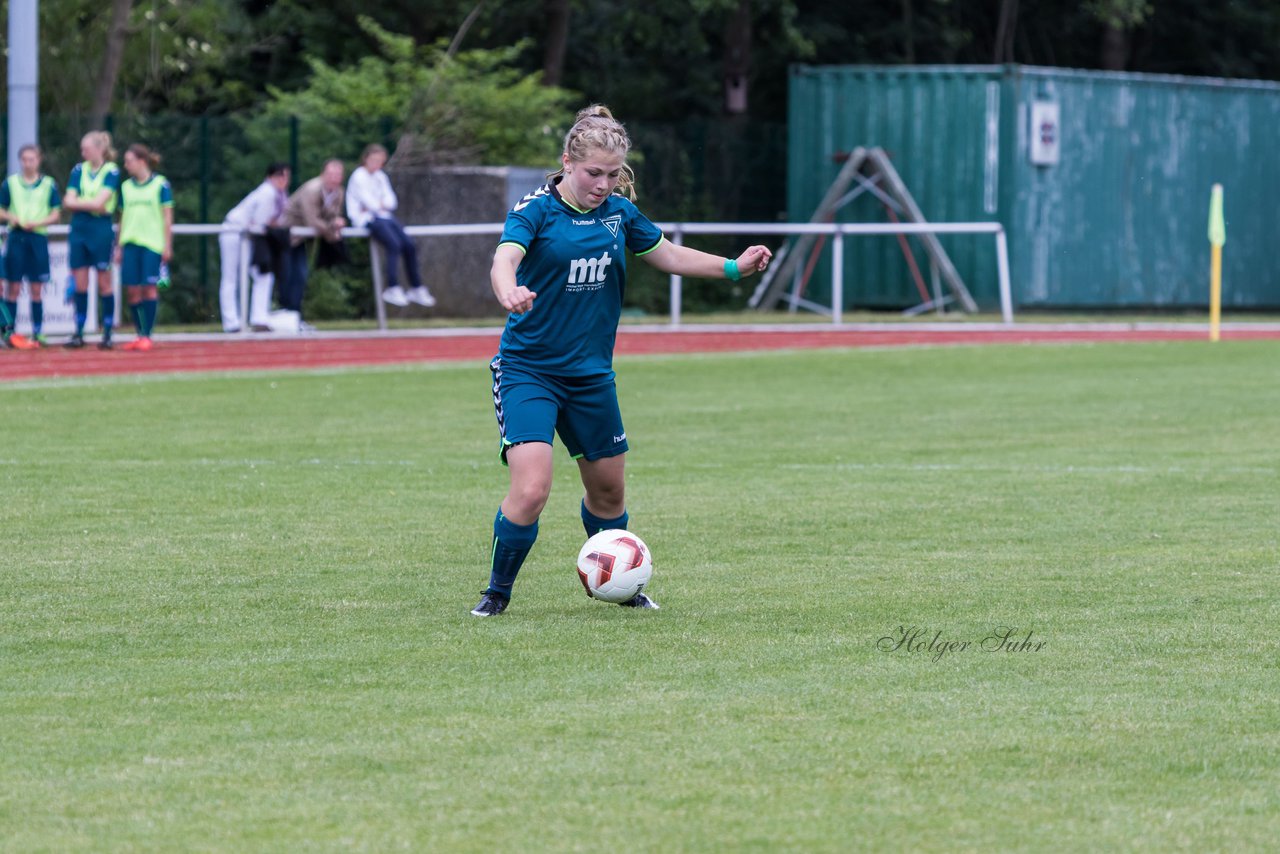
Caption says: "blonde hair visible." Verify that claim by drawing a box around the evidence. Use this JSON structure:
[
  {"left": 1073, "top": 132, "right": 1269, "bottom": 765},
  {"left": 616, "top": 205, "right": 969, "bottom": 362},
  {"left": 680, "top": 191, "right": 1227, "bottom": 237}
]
[
  {"left": 83, "top": 131, "right": 118, "bottom": 163},
  {"left": 549, "top": 104, "right": 636, "bottom": 201}
]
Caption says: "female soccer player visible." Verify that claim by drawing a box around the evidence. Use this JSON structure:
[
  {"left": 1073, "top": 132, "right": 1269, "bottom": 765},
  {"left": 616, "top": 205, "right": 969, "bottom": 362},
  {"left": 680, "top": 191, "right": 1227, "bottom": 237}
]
[
  {"left": 471, "top": 105, "right": 772, "bottom": 617},
  {"left": 115, "top": 144, "right": 173, "bottom": 352},
  {"left": 62, "top": 131, "right": 121, "bottom": 349},
  {"left": 0, "top": 144, "right": 62, "bottom": 347}
]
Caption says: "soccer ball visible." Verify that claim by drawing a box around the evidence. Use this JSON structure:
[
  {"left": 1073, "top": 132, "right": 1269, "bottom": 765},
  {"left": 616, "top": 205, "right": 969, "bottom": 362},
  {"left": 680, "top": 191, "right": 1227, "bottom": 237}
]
[{"left": 576, "top": 529, "right": 653, "bottom": 603}]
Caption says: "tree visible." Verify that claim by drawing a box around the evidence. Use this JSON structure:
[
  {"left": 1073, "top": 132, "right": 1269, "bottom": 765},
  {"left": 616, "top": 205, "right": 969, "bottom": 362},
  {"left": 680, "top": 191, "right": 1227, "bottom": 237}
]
[
  {"left": 723, "top": 0, "right": 752, "bottom": 114},
  {"left": 1087, "top": 0, "right": 1154, "bottom": 70},
  {"left": 542, "top": 0, "right": 572, "bottom": 87},
  {"left": 241, "top": 16, "right": 577, "bottom": 173},
  {"left": 89, "top": 0, "right": 133, "bottom": 127}
]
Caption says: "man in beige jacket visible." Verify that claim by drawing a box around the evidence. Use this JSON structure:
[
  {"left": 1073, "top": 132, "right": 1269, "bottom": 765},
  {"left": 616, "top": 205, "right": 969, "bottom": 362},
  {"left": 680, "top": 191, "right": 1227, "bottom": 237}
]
[{"left": 281, "top": 159, "right": 347, "bottom": 329}]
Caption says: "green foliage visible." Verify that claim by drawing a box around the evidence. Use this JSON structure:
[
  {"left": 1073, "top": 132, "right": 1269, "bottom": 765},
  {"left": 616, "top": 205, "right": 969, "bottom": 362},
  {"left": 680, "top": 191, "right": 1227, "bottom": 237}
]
[
  {"left": 298, "top": 267, "right": 362, "bottom": 322},
  {"left": 1, "top": 0, "right": 250, "bottom": 117},
  {"left": 1085, "top": 0, "right": 1155, "bottom": 30},
  {"left": 247, "top": 17, "right": 576, "bottom": 169}
]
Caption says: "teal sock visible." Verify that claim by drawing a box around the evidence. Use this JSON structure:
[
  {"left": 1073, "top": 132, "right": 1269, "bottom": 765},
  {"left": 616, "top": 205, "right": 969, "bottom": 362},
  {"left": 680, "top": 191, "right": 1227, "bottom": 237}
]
[
  {"left": 141, "top": 299, "right": 158, "bottom": 337},
  {"left": 0, "top": 299, "right": 13, "bottom": 332},
  {"left": 101, "top": 294, "right": 115, "bottom": 339},
  {"left": 582, "top": 500, "right": 628, "bottom": 537},
  {"left": 3, "top": 300, "right": 16, "bottom": 331},
  {"left": 31, "top": 301, "right": 43, "bottom": 336},
  {"left": 487, "top": 510, "right": 539, "bottom": 599},
  {"left": 73, "top": 292, "right": 88, "bottom": 334}
]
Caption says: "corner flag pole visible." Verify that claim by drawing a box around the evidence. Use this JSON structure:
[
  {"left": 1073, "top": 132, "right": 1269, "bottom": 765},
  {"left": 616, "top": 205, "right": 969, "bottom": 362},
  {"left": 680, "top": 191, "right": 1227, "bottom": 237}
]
[{"left": 1208, "top": 184, "right": 1225, "bottom": 343}]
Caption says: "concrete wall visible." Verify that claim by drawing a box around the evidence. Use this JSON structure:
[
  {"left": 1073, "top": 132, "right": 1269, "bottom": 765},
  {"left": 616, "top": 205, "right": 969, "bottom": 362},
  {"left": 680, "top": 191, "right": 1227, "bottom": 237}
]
[{"left": 388, "top": 165, "right": 546, "bottom": 318}]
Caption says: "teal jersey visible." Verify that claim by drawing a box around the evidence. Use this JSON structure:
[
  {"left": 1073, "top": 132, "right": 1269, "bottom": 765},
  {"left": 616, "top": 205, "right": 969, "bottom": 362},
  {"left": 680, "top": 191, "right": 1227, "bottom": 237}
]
[{"left": 497, "top": 179, "right": 664, "bottom": 377}]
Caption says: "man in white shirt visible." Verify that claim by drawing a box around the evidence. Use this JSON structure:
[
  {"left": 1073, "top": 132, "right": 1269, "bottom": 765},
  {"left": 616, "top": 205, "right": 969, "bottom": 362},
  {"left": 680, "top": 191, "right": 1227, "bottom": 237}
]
[
  {"left": 346, "top": 143, "right": 435, "bottom": 308},
  {"left": 220, "top": 162, "right": 291, "bottom": 332}
]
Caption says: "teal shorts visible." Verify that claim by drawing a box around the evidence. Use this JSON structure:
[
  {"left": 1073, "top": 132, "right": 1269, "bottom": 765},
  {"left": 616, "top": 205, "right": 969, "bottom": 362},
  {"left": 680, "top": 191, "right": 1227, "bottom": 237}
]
[
  {"left": 120, "top": 243, "right": 162, "bottom": 286},
  {"left": 490, "top": 355, "right": 629, "bottom": 464},
  {"left": 69, "top": 219, "right": 116, "bottom": 271},
  {"left": 4, "top": 230, "right": 51, "bottom": 283}
]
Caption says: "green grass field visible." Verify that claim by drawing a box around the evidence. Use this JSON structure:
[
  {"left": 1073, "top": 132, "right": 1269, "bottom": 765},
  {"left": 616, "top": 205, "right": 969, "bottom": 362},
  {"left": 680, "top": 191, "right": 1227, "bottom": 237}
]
[{"left": 2, "top": 341, "right": 1278, "bottom": 851}]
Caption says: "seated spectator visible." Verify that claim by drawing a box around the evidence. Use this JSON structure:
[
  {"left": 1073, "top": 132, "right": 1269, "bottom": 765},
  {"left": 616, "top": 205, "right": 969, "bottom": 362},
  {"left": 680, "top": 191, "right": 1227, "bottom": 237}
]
[{"left": 346, "top": 144, "right": 435, "bottom": 308}]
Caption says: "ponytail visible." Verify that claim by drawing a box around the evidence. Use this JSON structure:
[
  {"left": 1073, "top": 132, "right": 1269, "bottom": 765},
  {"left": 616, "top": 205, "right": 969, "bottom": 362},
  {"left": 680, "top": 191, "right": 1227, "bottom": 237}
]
[{"left": 126, "top": 143, "right": 161, "bottom": 170}]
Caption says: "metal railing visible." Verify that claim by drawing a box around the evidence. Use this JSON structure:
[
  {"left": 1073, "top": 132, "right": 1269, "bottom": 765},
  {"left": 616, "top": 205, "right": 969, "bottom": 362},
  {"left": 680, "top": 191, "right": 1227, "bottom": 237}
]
[{"left": 34, "top": 220, "right": 1014, "bottom": 331}]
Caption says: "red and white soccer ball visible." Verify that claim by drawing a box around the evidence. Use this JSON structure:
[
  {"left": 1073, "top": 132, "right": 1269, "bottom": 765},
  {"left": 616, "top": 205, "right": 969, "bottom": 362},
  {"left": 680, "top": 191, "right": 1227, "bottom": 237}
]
[{"left": 576, "top": 529, "right": 653, "bottom": 603}]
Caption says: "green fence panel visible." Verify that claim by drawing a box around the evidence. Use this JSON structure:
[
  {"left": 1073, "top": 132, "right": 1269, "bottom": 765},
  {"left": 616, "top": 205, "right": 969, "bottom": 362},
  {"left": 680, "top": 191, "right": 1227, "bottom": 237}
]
[{"left": 789, "top": 64, "right": 1280, "bottom": 311}]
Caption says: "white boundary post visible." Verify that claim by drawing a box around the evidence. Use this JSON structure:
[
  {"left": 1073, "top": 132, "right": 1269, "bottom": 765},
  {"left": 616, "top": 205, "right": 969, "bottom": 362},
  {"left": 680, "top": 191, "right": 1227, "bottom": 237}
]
[
  {"left": 370, "top": 241, "right": 388, "bottom": 332},
  {"left": 995, "top": 226, "right": 1013, "bottom": 325},
  {"left": 831, "top": 226, "right": 844, "bottom": 325},
  {"left": 669, "top": 228, "right": 684, "bottom": 328}
]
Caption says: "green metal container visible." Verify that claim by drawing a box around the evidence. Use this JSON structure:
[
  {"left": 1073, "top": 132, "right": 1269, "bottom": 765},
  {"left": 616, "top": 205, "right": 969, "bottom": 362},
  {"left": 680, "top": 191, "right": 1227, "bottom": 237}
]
[{"left": 788, "top": 64, "right": 1280, "bottom": 310}]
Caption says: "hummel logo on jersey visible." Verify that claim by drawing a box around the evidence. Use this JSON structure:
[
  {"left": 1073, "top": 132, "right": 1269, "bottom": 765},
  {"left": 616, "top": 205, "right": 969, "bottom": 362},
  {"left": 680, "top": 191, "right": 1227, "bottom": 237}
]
[
  {"left": 572, "top": 218, "right": 596, "bottom": 226},
  {"left": 567, "top": 251, "right": 613, "bottom": 285},
  {"left": 513, "top": 185, "right": 550, "bottom": 212},
  {"left": 600, "top": 215, "right": 621, "bottom": 237}
]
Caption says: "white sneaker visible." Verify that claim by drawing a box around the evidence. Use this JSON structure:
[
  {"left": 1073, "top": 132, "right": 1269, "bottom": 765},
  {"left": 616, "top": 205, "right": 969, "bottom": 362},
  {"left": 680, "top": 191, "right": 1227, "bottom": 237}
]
[
  {"left": 382, "top": 286, "right": 409, "bottom": 307},
  {"left": 407, "top": 286, "right": 437, "bottom": 307},
  {"left": 267, "top": 309, "right": 301, "bottom": 333}
]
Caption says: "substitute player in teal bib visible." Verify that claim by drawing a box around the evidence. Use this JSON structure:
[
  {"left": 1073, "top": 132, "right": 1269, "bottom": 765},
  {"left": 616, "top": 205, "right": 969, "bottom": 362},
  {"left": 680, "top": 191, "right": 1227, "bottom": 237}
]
[
  {"left": 63, "top": 131, "right": 121, "bottom": 349},
  {"left": 471, "top": 105, "right": 773, "bottom": 617},
  {"left": 0, "top": 144, "right": 62, "bottom": 346},
  {"left": 116, "top": 144, "right": 173, "bottom": 352}
]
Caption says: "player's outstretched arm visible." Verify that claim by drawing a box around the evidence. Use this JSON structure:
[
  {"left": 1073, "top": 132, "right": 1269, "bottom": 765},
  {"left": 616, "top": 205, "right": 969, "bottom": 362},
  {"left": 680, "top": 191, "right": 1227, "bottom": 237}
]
[
  {"left": 641, "top": 240, "right": 772, "bottom": 280},
  {"left": 491, "top": 243, "right": 536, "bottom": 314}
]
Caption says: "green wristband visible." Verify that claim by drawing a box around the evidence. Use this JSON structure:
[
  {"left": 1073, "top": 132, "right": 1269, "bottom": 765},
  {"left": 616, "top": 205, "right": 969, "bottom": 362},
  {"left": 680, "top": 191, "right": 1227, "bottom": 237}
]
[{"left": 724, "top": 259, "right": 741, "bottom": 281}]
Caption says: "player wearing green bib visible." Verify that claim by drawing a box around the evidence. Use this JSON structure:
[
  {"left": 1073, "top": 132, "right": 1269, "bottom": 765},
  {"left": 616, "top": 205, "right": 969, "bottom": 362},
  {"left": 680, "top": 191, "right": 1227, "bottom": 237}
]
[
  {"left": 0, "top": 144, "right": 62, "bottom": 347},
  {"left": 116, "top": 144, "right": 172, "bottom": 352},
  {"left": 63, "top": 131, "right": 121, "bottom": 349}
]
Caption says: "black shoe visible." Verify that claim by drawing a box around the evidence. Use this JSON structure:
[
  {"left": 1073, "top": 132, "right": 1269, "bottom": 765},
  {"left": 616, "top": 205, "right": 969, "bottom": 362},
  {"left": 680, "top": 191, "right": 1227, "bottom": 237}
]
[
  {"left": 65, "top": 333, "right": 86, "bottom": 349},
  {"left": 98, "top": 338, "right": 113, "bottom": 350},
  {"left": 619, "top": 592, "right": 660, "bottom": 610},
  {"left": 470, "top": 590, "right": 509, "bottom": 617}
]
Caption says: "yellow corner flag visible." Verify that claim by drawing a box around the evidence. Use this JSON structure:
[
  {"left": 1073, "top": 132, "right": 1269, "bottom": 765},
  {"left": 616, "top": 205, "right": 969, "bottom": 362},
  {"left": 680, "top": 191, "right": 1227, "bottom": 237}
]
[{"left": 1208, "top": 184, "right": 1225, "bottom": 342}]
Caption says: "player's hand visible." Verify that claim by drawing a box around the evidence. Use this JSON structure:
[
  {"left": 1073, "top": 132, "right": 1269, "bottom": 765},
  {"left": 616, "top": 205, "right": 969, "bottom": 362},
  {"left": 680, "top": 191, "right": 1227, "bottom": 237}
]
[
  {"left": 736, "top": 245, "right": 773, "bottom": 277},
  {"left": 498, "top": 285, "right": 537, "bottom": 315}
]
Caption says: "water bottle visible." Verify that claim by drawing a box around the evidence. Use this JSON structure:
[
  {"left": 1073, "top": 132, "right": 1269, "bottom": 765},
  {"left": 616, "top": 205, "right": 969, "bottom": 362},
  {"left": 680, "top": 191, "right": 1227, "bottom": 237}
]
[{"left": 157, "top": 263, "right": 171, "bottom": 289}]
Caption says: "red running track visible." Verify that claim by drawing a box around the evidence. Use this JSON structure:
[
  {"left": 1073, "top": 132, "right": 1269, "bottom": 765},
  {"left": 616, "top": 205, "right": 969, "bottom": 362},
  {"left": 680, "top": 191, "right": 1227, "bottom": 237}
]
[{"left": 2, "top": 326, "right": 1278, "bottom": 383}]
